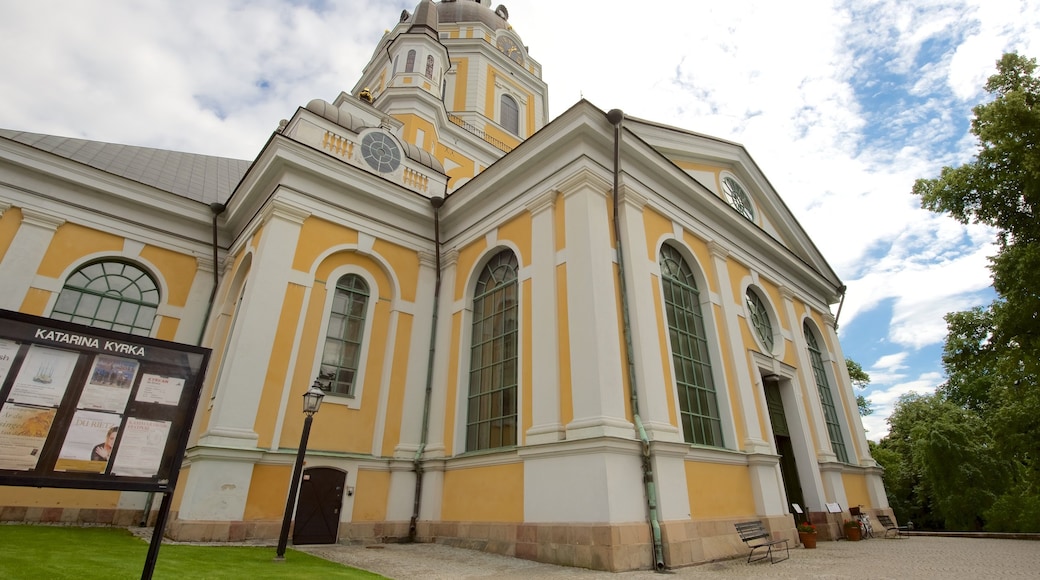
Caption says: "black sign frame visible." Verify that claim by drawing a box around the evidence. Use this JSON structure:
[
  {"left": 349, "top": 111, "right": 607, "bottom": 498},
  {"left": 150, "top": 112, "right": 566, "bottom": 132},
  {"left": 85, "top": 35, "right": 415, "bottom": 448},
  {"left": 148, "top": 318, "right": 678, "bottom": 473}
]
[{"left": 0, "top": 309, "right": 209, "bottom": 493}]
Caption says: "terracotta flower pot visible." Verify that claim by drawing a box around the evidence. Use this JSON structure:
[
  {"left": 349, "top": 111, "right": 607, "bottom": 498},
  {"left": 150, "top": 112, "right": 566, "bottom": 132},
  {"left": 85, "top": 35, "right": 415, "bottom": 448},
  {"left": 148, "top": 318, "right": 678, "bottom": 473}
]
[
  {"left": 799, "top": 531, "right": 817, "bottom": 549},
  {"left": 846, "top": 525, "right": 862, "bottom": 541}
]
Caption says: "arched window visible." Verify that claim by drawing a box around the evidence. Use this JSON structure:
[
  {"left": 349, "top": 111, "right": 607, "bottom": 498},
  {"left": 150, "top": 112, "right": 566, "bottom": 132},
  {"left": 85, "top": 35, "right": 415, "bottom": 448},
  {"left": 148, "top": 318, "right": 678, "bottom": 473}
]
[
  {"left": 745, "top": 287, "right": 774, "bottom": 352},
  {"left": 805, "top": 322, "right": 849, "bottom": 462},
  {"left": 465, "top": 250, "right": 519, "bottom": 451},
  {"left": 51, "top": 261, "right": 160, "bottom": 336},
  {"left": 318, "top": 274, "right": 370, "bottom": 397},
  {"left": 425, "top": 55, "right": 434, "bottom": 79},
  {"left": 500, "top": 94, "right": 519, "bottom": 136},
  {"left": 405, "top": 49, "right": 416, "bottom": 73},
  {"left": 659, "top": 245, "right": 723, "bottom": 447}
]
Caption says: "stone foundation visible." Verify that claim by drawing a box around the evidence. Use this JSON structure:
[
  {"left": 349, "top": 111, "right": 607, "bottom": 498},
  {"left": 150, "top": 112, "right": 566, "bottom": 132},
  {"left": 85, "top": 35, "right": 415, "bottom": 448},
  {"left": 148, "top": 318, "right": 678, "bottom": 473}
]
[{"left": 0, "top": 505, "right": 147, "bottom": 527}]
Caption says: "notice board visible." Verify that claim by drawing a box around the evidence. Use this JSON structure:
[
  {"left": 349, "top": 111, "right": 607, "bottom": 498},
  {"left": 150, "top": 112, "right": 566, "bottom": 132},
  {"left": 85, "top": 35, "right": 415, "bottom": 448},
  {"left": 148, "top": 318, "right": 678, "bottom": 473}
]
[{"left": 0, "top": 309, "right": 209, "bottom": 493}]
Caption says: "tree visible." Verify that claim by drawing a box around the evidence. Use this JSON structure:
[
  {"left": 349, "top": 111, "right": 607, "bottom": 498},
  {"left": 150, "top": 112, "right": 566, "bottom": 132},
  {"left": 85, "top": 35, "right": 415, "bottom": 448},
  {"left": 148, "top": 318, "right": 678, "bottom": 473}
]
[
  {"left": 908, "top": 52, "right": 1040, "bottom": 532},
  {"left": 874, "top": 393, "right": 1011, "bottom": 530},
  {"left": 913, "top": 53, "right": 1040, "bottom": 359},
  {"left": 846, "top": 358, "right": 873, "bottom": 416}
]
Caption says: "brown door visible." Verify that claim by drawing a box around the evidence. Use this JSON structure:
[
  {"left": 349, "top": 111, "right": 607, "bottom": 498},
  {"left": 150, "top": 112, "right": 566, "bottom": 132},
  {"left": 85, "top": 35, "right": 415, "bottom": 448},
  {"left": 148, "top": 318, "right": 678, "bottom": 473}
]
[{"left": 292, "top": 467, "right": 346, "bottom": 545}]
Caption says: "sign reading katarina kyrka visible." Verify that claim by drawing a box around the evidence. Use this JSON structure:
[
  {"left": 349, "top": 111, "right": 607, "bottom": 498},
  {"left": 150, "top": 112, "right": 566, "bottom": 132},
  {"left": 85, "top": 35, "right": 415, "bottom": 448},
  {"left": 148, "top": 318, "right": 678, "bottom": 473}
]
[{"left": 0, "top": 310, "right": 209, "bottom": 493}]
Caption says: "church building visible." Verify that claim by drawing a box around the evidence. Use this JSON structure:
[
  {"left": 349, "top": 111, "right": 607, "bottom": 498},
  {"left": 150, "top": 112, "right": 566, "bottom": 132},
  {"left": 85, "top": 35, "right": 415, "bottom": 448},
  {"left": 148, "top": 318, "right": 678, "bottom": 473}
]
[{"left": 0, "top": 0, "right": 890, "bottom": 571}]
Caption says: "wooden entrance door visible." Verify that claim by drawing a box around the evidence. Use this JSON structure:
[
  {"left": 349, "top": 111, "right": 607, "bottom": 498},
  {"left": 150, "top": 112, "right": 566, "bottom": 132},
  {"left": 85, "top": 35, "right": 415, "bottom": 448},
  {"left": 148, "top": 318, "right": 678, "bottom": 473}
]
[{"left": 292, "top": 467, "right": 345, "bottom": 545}]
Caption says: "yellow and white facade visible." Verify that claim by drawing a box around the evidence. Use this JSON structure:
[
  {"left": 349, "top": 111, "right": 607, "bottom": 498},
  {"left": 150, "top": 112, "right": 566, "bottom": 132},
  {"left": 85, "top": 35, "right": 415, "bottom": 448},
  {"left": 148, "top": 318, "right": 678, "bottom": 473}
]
[{"left": 0, "top": 0, "right": 889, "bottom": 571}]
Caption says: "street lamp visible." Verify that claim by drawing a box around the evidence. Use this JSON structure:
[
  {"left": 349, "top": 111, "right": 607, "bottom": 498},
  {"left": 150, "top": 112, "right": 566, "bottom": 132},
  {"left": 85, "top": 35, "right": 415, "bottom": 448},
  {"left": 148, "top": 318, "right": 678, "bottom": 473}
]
[{"left": 275, "top": 379, "right": 327, "bottom": 560}]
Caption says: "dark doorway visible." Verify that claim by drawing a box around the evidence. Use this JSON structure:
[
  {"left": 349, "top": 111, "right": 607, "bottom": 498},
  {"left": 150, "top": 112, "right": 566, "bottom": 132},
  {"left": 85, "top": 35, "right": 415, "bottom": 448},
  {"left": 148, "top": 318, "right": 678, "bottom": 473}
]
[
  {"left": 292, "top": 467, "right": 345, "bottom": 545},
  {"left": 764, "top": 379, "right": 805, "bottom": 510}
]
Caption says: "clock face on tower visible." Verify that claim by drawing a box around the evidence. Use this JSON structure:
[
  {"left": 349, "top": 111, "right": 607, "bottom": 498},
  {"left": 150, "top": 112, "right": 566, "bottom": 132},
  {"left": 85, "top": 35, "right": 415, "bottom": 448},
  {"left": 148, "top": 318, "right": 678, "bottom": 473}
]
[
  {"left": 361, "top": 132, "right": 401, "bottom": 173},
  {"left": 496, "top": 36, "right": 525, "bottom": 65}
]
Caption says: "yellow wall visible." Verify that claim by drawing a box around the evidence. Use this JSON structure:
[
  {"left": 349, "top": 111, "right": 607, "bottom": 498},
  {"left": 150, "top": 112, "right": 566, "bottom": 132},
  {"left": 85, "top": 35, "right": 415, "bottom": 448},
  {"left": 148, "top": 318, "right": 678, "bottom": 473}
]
[
  {"left": 441, "top": 463, "right": 523, "bottom": 522},
  {"left": 451, "top": 58, "right": 469, "bottom": 112},
  {"left": 379, "top": 313, "right": 414, "bottom": 456},
  {"left": 253, "top": 282, "right": 306, "bottom": 449},
  {"left": 842, "top": 472, "right": 871, "bottom": 509},
  {"left": 353, "top": 469, "right": 390, "bottom": 522},
  {"left": 35, "top": 223, "right": 122, "bottom": 278},
  {"left": 139, "top": 244, "right": 198, "bottom": 307},
  {"left": 0, "top": 206, "right": 21, "bottom": 260},
  {"left": 0, "top": 487, "right": 121, "bottom": 509},
  {"left": 685, "top": 462, "right": 757, "bottom": 518},
  {"left": 244, "top": 464, "right": 291, "bottom": 520},
  {"left": 291, "top": 218, "right": 358, "bottom": 273}
]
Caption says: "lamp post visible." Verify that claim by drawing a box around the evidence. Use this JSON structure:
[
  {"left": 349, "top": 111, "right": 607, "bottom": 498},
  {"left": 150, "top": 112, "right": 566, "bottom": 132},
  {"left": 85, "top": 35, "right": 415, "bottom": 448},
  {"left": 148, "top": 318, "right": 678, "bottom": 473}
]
[{"left": 275, "top": 379, "right": 326, "bottom": 560}]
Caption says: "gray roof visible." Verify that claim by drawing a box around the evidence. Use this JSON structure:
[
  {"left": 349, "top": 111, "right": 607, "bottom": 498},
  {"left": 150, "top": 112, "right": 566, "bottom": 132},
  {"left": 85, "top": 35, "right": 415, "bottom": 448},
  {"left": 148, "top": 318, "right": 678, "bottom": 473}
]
[{"left": 0, "top": 129, "right": 251, "bottom": 204}]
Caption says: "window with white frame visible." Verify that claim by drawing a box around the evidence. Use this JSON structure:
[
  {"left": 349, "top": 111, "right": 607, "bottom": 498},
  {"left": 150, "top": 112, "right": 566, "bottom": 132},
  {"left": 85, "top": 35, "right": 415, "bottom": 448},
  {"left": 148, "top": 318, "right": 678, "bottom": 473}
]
[
  {"left": 51, "top": 260, "right": 159, "bottom": 336},
  {"left": 659, "top": 244, "right": 723, "bottom": 447},
  {"left": 804, "top": 321, "right": 849, "bottom": 463},
  {"left": 745, "top": 287, "right": 775, "bottom": 352},
  {"left": 465, "top": 250, "right": 519, "bottom": 452},
  {"left": 318, "top": 274, "right": 370, "bottom": 397},
  {"left": 405, "top": 49, "right": 416, "bottom": 73},
  {"left": 500, "top": 94, "right": 519, "bottom": 136}
]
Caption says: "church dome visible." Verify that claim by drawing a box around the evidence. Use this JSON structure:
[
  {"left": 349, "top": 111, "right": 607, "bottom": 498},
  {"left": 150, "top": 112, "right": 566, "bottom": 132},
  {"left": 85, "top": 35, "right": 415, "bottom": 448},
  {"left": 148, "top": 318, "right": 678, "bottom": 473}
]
[{"left": 436, "top": 0, "right": 510, "bottom": 31}]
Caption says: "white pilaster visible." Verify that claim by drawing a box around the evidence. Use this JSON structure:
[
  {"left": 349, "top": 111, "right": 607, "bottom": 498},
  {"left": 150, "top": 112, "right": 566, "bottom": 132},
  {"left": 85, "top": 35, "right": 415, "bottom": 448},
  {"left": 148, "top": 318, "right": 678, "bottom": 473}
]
[
  {"left": 561, "top": 173, "right": 631, "bottom": 440},
  {"left": 393, "top": 250, "right": 438, "bottom": 457},
  {"left": 525, "top": 190, "right": 564, "bottom": 444},
  {"left": 0, "top": 207, "right": 65, "bottom": 311},
  {"left": 200, "top": 199, "right": 309, "bottom": 449},
  {"left": 618, "top": 187, "right": 681, "bottom": 442},
  {"left": 423, "top": 249, "right": 458, "bottom": 459}
]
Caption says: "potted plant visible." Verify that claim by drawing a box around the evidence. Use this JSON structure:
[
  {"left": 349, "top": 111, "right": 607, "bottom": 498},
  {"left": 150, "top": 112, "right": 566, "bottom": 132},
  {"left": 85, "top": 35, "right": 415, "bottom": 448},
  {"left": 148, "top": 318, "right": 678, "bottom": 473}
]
[
  {"left": 844, "top": 519, "right": 862, "bottom": 541},
  {"left": 796, "top": 522, "right": 817, "bottom": 549}
]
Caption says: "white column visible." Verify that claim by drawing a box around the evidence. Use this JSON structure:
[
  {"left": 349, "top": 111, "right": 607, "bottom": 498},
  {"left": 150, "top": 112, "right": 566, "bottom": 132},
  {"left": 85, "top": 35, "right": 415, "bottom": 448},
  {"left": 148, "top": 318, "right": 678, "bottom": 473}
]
[
  {"left": 561, "top": 173, "right": 631, "bottom": 440},
  {"left": 423, "top": 249, "right": 458, "bottom": 459},
  {"left": 618, "top": 187, "right": 682, "bottom": 442},
  {"left": 0, "top": 207, "right": 65, "bottom": 311},
  {"left": 525, "top": 190, "right": 564, "bottom": 444},
  {"left": 393, "top": 250, "right": 439, "bottom": 457},
  {"left": 200, "top": 199, "right": 309, "bottom": 449}
]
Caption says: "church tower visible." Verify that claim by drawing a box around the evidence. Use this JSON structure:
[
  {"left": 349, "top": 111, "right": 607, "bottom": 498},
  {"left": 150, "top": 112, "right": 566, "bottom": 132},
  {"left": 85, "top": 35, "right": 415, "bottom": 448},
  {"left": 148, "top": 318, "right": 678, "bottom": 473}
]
[{"left": 348, "top": 0, "right": 549, "bottom": 190}]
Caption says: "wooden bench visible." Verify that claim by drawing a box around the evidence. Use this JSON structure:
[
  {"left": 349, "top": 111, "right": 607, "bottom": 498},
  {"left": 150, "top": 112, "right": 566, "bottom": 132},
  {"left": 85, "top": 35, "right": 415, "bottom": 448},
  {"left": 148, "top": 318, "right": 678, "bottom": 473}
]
[
  {"left": 876, "top": 514, "right": 911, "bottom": 538},
  {"left": 734, "top": 520, "right": 790, "bottom": 564}
]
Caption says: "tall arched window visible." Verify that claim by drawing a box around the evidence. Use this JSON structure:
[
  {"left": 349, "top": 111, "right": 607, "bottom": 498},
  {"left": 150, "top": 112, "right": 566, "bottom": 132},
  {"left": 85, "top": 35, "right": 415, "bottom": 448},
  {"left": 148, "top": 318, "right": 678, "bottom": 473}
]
[
  {"left": 425, "top": 55, "right": 434, "bottom": 79},
  {"left": 745, "top": 287, "right": 774, "bottom": 352},
  {"left": 660, "top": 245, "right": 723, "bottom": 446},
  {"left": 500, "top": 94, "right": 519, "bottom": 136},
  {"left": 319, "top": 274, "right": 370, "bottom": 397},
  {"left": 466, "top": 250, "right": 519, "bottom": 451},
  {"left": 405, "top": 49, "right": 416, "bottom": 73},
  {"left": 804, "top": 322, "right": 849, "bottom": 462},
  {"left": 51, "top": 260, "right": 160, "bottom": 336}
]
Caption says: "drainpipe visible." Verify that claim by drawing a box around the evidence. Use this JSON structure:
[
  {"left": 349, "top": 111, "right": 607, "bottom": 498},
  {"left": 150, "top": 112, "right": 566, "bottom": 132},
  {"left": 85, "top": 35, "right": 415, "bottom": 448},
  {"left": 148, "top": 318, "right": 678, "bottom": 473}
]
[
  {"left": 606, "top": 108, "right": 666, "bottom": 572},
  {"left": 409, "top": 195, "right": 444, "bottom": 542},
  {"left": 832, "top": 284, "right": 847, "bottom": 330},
  {"left": 197, "top": 202, "right": 227, "bottom": 346}
]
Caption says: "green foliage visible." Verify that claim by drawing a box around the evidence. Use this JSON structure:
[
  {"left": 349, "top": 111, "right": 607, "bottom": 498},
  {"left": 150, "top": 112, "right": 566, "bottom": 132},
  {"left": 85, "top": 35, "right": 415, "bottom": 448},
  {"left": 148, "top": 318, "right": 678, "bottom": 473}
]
[
  {"left": 846, "top": 358, "right": 873, "bottom": 416},
  {"left": 0, "top": 525, "right": 382, "bottom": 580},
  {"left": 898, "top": 52, "right": 1040, "bottom": 533}
]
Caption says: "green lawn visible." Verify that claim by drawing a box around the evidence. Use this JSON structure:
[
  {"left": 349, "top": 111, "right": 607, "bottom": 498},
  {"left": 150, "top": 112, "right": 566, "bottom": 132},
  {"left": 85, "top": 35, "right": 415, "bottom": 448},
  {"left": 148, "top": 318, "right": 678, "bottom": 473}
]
[{"left": 0, "top": 525, "right": 385, "bottom": 580}]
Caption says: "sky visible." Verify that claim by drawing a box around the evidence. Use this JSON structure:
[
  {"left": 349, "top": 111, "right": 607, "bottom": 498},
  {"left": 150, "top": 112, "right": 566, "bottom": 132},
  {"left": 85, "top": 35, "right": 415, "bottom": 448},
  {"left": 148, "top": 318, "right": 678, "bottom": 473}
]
[{"left": 1, "top": 0, "right": 1037, "bottom": 440}]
